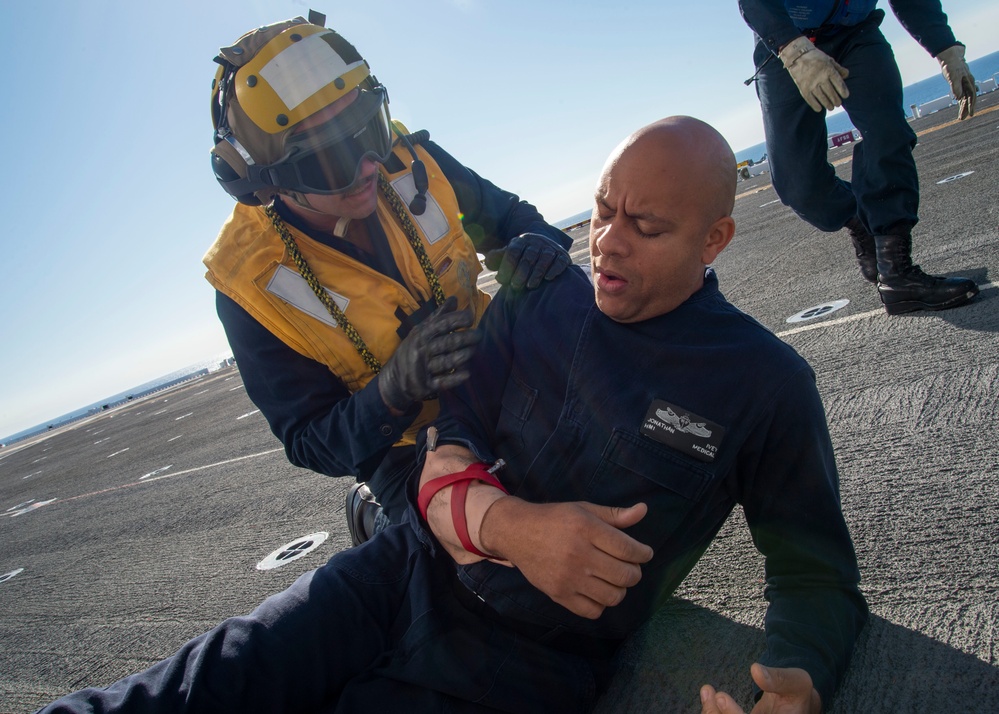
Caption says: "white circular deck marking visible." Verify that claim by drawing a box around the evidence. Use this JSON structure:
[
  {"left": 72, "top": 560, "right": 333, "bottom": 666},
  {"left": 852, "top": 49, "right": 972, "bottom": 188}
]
[
  {"left": 936, "top": 171, "right": 974, "bottom": 185},
  {"left": 257, "top": 532, "right": 329, "bottom": 571},
  {"left": 0, "top": 568, "right": 24, "bottom": 584},
  {"left": 786, "top": 299, "right": 850, "bottom": 324}
]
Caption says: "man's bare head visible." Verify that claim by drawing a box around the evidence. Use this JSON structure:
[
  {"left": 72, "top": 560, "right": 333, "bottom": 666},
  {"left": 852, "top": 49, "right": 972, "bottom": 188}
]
[
  {"left": 589, "top": 116, "right": 737, "bottom": 322},
  {"left": 606, "top": 116, "right": 737, "bottom": 220}
]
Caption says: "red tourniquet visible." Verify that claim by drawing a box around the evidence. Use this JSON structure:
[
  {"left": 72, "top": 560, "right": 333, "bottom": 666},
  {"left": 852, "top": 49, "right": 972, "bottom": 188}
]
[{"left": 418, "top": 462, "right": 508, "bottom": 558}]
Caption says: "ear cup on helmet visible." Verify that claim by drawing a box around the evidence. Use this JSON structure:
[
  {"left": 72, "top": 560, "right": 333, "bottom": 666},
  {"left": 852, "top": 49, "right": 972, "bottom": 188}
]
[{"left": 211, "top": 142, "right": 263, "bottom": 206}]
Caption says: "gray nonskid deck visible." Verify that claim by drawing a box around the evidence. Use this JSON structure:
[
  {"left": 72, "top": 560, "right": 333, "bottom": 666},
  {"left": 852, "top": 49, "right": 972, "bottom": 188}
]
[{"left": 2, "top": 91, "right": 997, "bottom": 712}]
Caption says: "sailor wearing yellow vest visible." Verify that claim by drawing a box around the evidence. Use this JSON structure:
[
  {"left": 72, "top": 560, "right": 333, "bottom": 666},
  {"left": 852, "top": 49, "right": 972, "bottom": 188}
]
[{"left": 203, "top": 13, "right": 571, "bottom": 544}]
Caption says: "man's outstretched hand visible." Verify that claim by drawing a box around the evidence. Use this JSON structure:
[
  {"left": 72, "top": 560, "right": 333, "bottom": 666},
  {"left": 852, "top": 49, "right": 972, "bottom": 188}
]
[
  {"left": 481, "top": 500, "right": 653, "bottom": 619},
  {"left": 700, "top": 664, "right": 821, "bottom": 714}
]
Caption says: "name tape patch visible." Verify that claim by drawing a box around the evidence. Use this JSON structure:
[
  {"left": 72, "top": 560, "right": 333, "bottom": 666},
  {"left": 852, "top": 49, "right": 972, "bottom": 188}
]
[{"left": 641, "top": 399, "right": 725, "bottom": 463}]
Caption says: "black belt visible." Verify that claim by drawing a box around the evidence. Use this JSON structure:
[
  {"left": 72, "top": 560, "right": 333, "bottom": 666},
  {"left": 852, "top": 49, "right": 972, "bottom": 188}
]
[{"left": 449, "top": 574, "right": 622, "bottom": 660}]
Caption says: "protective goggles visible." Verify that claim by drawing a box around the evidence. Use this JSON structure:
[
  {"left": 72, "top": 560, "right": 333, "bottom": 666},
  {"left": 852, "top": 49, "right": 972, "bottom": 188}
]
[{"left": 243, "top": 87, "right": 394, "bottom": 195}]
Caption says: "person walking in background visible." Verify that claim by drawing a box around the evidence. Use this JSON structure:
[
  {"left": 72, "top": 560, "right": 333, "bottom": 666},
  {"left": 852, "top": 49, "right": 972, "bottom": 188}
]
[
  {"left": 203, "top": 12, "right": 571, "bottom": 543},
  {"left": 739, "top": 0, "right": 979, "bottom": 315}
]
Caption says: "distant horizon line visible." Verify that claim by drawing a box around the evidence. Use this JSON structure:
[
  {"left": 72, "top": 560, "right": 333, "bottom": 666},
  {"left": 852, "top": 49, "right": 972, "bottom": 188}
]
[{"left": 2, "top": 354, "right": 235, "bottom": 445}]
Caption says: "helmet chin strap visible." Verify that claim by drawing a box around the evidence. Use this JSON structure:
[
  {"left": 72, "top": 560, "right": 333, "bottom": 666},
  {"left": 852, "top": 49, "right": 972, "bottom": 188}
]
[
  {"left": 276, "top": 191, "right": 352, "bottom": 237},
  {"left": 334, "top": 217, "right": 352, "bottom": 238}
]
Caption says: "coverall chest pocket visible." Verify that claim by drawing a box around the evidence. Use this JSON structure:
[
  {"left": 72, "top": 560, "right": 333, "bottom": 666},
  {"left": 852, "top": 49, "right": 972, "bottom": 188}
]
[
  {"left": 584, "top": 429, "right": 713, "bottom": 551},
  {"left": 493, "top": 373, "right": 537, "bottom": 466}
]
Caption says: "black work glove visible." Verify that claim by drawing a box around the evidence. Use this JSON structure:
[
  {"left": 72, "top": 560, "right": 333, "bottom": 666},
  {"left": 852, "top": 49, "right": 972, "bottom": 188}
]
[
  {"left": 378, "top": 296, "right": 482, "bottom": 412},
  {"left": 484, "top": 232, "right": 571, "bottom": 290}
]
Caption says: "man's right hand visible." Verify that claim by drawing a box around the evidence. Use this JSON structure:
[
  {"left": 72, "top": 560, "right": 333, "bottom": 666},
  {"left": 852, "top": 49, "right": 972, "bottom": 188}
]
[
  {"left": 480, "top": 499, "right": 653, "bottom": 619},
  {"left": 378, "top": 296, "right": 482, "bottom": 412},
  {"left": 778, "top": 36, "right": 850, "bottom": 112}
]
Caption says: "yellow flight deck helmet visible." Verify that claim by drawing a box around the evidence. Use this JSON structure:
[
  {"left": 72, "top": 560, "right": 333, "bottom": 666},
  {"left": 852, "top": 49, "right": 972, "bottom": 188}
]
[{"left": 210, "top": 11, "right": 396, "bottom": 206}]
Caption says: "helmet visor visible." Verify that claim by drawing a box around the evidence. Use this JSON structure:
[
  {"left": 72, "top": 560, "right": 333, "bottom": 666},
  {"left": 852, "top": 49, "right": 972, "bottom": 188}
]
[{"left": 279, "top": 87, "right": 393, "bottom": 194}]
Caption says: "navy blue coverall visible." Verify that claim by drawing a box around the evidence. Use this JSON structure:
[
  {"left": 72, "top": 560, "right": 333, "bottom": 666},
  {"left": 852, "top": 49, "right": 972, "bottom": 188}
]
[{"left": 38, "top": 267, "right": 867, "bottom": 713}]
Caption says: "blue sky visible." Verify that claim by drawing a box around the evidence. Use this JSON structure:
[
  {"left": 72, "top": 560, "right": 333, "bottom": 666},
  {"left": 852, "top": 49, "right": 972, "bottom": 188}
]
[{"left": 2, "top": 0, "right": 997, "bottom": 440}]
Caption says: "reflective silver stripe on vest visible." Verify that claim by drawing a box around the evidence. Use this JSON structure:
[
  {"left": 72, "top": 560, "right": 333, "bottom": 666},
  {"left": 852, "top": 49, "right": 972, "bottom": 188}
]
[
  {"left": 390, "top": 173, "right": 449, "bottom": 244},
  {"left": 265, "top": 264, "right": 349, "bottom": 327}
]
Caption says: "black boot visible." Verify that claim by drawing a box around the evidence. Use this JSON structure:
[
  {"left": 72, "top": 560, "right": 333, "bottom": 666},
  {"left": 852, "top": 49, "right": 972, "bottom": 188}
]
[
  {"left": 346, "top": 482, "right": 383, "bottom": 546},
  {"left": 845, "top": 217, "right": 878, "bottom": 283},
  {"left": 875, "top": 232, "right": 978, "bottom": 315}
]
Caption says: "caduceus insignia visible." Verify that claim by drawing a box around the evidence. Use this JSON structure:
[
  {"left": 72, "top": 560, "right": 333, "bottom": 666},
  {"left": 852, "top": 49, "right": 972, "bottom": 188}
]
[{"left": 656, "top": 407, "right": 713, "bottom": 438}]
